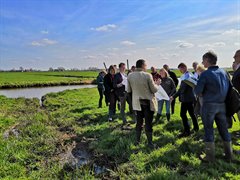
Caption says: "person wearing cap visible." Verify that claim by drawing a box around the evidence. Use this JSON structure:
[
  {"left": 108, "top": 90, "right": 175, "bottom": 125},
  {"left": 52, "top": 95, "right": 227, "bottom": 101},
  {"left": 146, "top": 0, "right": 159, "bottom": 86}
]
[{"left": 96, "top": 70, "right": 106, "bottom": 108}]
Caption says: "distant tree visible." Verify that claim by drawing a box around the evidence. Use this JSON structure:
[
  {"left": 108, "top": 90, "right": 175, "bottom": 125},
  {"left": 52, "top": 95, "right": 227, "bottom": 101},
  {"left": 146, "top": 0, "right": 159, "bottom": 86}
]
[
  {"left": 19, "top": 67, "right": 24, "bottom": 72},
  {"left": 57, "top": 67, "right": 65, "bottom": 71},
  {"left": 49, "top": 67, "right": 54, "bottom": 71},
  {"left": 88, "top": 67, "right": 98, "bottom": 71}
]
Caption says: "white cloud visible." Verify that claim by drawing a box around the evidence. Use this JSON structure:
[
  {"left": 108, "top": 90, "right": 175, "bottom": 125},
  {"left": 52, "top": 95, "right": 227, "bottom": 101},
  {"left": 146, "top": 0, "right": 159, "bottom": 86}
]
[
  {"left": 122, "top": 52, "right": 132, "bottom": 56},
  {"left": 108, "top": 47, "right": 119, "bottom": 51},
  {"left": 121, "top": 40, "right": 136, "bottom": 46},
  {"left": 83, "top": 55, "right": 96, "bottom": 59},
  {"left": 41, "top": 30, "right": 49, "bottom": 34},
  {"left": 177, "top": 42, "right": 194, "bottom": 48},
  {"left": 91, "top": 24, "right": 117, "bottom": 32},
  {"left": 234, "top": 42, "right": 240, "bottom": 46},
  {"left": 31, "top": 38, "right": 58, "bottom": 46},
  {"left": 222, "top": 29, "right": 240, "bottom": 35},
  {"left": 146, "top": 47, "right": 157, "bottom": 51},
  {"left": 198, "top": 42, "right": 226, "bottom": 48},
  {"left": 31, "top": 41, "right": 43, "bottom": 46}
]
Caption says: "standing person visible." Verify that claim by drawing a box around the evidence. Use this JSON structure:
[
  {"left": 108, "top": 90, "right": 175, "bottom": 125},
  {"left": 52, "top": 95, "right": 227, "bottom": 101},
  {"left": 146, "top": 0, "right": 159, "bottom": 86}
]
[
  {"left": 128, "top": 59, "right": 160, "bottom": 148},
  {"left": 104, "top": 65, "right": 117, "bottom": 122},
  {"left": 127, "top": 65, "right": 136, "bottom": 122},
  {"left": 171, "top": 63, "right": 199, "bottom": 137},
  {"left": 127, "top": 65, "right": 136, "bottom": 75},
  {"left": 96, "top": 70, "right": 106, "bottom": 108},
  {"left": 163, "top": 64, "right": 179, "bottom": 114},
  {"left": 194, "top": 51, "right": 232, "bottom": 163},
  {"left": 194, "top": 64, "right": 206, "bottom": 116},
  {"left": 156, "top": 68, "right": 176, "bottom": 122},
  {"left": 151, "top": 66, "right": 161, "bottom": 81},
  {"left": 113, "top": 63, "right": 128, "bottom": 125},
  {"left": 232, "top": 49, "right": 240, "bottom": 120},
  {"left": 192, "top": 61, "right": 199, "bottom": 79}
]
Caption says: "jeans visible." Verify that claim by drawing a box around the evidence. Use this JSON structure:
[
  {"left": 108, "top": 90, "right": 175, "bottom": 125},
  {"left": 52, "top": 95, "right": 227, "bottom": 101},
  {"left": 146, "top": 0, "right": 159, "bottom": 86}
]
[
  {"left": 180, "top": 102, "right": 199, "bottom": 133},
  {"left": 158, "top": 100, "right": 170, "bottom": 115},
  {"left": 136, "top": 104, "right": 154, "bottom": 133},
  {"left": 119, "top": 92, "right": 127, "bottom": 123},
  {"left": 98, "top": 88, "right": 104, "bottom": 107},
  {"left": 201, "top": 103, "right": 231, "bottom": 142}
]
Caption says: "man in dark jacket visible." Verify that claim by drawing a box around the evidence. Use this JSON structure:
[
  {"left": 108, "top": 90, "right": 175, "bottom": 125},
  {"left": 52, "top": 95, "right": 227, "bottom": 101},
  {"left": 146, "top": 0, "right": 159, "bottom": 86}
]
[
  {"left": 163, "top": 64, "right": 179, "bottom": 114},
  {"left": 233, "top": 50, "right": 240, "bottom": 120},
  {"left": 194, "top": 51, "right": 232, "bottom": 163},
  {"left": 171, "top": 63, "right": 199, "bottom": 137},
  {"left": 113, "top": 63, "right": 128, "bottom": 125}
]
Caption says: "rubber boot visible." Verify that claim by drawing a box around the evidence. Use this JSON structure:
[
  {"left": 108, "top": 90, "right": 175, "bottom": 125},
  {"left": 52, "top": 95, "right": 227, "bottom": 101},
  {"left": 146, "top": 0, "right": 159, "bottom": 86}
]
[
  {"left": 155, "top": 114, "right": 161, "bottom": 124},
  {"left": 223, "top": 141, "right": 233, "bottom": 162},
  {"left": 146, "top": 132, "right": 154, "bottom": 149},
  {"left": 200, "top": 142, "right": 215, "bottom": 163},
  {"left": 166, "top": 113, "right": 170, "bottom": 121}
]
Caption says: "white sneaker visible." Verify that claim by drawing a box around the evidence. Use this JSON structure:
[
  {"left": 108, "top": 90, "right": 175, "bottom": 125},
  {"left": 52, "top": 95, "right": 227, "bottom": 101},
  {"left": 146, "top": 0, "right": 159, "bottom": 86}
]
[{"left": 108, "top": 118, "right": 113, "bottom": 122}]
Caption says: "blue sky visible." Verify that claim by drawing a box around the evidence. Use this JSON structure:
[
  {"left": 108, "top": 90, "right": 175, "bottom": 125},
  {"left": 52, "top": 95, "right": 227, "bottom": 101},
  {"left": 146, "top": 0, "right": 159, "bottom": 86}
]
[{"left": 0, "top": 0, "right": 239, "bottom": 70}]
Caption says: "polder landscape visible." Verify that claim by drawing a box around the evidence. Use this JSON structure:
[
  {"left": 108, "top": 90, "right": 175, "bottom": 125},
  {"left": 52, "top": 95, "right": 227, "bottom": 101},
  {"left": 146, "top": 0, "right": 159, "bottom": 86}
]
[
  {"left": 1, "top": 0, "right": 240, "bottom": 179},
  {"left": 0, "top": 70, "right": 239, "bottom": 179}
]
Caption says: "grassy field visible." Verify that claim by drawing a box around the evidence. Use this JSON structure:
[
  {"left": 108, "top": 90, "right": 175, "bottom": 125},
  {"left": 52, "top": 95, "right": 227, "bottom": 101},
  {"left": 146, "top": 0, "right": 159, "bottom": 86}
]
[
  {"left": 0, "top": 71, "right": 98, "bottom": 88},
  {"left": 0, "top": 68, "right": 233, "bottom": 89},
  {"left": 0, "top": 87, "right": 239, "bottom": 179}
]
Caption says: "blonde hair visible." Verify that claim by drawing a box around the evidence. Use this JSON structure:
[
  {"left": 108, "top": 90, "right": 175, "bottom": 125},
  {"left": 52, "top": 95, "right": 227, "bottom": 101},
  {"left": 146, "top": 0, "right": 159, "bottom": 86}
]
[
  {"left": 159, "top": 68, "right": 169, "bottom": 77},
  {"left": 196, "top": 64, "right": 206, "bottom": 73}
]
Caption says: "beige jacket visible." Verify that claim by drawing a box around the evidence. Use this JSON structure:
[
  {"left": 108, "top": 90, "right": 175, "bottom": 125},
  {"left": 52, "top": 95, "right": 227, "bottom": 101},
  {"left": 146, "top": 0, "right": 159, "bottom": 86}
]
[{"left": 128, "top": 69, "right": 158, "bottom": 112}]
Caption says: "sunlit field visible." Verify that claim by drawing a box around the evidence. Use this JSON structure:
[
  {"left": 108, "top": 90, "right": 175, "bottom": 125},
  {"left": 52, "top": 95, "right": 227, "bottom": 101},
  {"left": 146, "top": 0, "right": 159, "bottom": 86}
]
[{"left": 0, "top": 88, "right": 239, "bottom": 179}]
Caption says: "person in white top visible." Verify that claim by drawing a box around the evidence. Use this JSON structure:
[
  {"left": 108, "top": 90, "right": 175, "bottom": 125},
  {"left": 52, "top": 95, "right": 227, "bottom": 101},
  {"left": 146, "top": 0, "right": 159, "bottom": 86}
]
[{"left": 113, "top": 63, "right": 128, "bottom": 125}]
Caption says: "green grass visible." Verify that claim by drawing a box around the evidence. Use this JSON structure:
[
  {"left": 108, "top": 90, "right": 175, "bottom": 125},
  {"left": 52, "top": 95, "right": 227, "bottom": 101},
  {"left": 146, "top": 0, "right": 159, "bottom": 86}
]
[
  {"left": 0, "top": 88, "right": 240, "bottom": 179},
  {"left": 0, "top": 71, "right": 98, "bottom": 88}
]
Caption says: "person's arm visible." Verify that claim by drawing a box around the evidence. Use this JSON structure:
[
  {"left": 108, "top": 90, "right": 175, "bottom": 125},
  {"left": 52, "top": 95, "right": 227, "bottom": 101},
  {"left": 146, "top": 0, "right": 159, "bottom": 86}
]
[
  {"left": 104, "top": 76, "right": 110, "bottom": 93},
  {"left": 194, "top": 73, "right": 206, "bottom": 96},
  {"left": 169, "top": 78, "right": 176, "bottom": 96},
  {"left": 148, "top": 74, "right": 158, "bottom": 93},
  {"left": 113, "top": 74, "right": 123, "bottom": 89},
  {"left": 127, "top": 78, "right": 132, "bottom": 93},
  {"left": 233, "top": 73, "right": 240, "bottom": 92},
  {"left": 171, "top": 72, "right": 179, "bottom": 86}
]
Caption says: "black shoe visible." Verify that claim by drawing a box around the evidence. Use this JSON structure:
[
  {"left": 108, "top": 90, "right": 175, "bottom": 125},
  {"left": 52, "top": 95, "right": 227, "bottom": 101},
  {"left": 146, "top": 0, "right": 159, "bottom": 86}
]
[
  {"left": 166, "top": 113, "right": 170, "bottom": 121},
  {"left": 117, "top": 102, "right": 121, "bottom": 110},
  {"left": 155, "top": 114, "right": 161, "bottom": 124},
  {"left": 178, "top": 131, "right": 190, "bottom": 138}
]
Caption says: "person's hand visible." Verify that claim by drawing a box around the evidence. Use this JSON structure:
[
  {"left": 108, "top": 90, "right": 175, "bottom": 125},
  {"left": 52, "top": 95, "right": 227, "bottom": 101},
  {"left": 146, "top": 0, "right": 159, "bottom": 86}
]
[
  {"left": 155, "top": 78, "right": 161, "bottom": 86},
  {"left": 117, "top": 83, "right": 123, "bottom": 88},
  {"left": 170, "top": 96, "right": 174, "bottom": 102}
]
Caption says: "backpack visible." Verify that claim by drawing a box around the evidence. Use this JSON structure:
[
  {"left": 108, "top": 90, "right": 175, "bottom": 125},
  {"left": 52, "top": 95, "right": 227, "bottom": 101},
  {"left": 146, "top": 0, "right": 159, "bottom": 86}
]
[
  {"left": 225, "top": 74, "right": 240, "bottom": 128},
  {"left": 225, "top": 84, "right": 240, "bottom": 116}
]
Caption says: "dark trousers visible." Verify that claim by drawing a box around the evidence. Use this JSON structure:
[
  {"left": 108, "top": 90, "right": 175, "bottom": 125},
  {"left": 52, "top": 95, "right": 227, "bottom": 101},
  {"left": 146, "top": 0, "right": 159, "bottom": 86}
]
[
  {"left": 171, "top": 98, "right": 176, "bottom": 114},
  {"left": 180, "top": 102, "right": 199, "bottom": 133},
  {"left": 109, "top": 92, "right": 116, "bottom": 118},
  {"left": 126, "top": 93, "right": 134, "bottom": 114},
  {"left": 136, "top": 104, "right": 154, "bottom": 133},
  {"left": 98, "top": 88, "right": 104, "bottom": 108}
]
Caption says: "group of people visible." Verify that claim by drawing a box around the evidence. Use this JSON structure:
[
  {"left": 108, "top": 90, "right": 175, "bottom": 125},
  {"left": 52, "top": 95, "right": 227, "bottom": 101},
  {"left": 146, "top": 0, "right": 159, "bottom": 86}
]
[{"left": 96, "top": 50, "right": 240, "bottom": 163}]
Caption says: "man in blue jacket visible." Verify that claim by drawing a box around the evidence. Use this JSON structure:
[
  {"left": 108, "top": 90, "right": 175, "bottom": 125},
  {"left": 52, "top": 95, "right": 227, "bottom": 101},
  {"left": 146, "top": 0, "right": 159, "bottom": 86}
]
[{"left": 194, "top": 51, "right": 232, "bottom": 163}]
